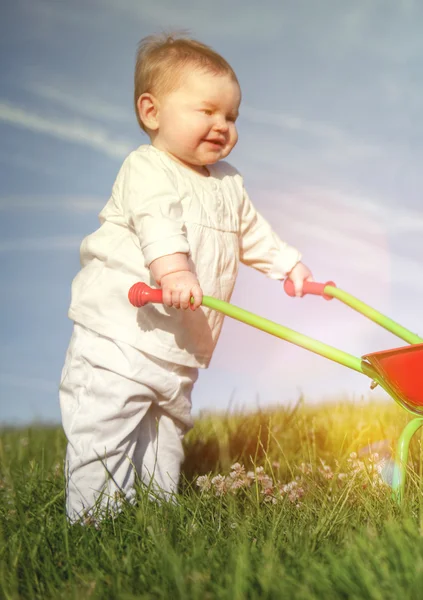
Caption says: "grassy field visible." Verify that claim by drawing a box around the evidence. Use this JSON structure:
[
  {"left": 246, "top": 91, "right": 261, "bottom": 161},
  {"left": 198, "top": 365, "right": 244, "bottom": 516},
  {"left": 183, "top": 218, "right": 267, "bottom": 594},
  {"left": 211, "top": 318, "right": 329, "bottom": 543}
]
[{"left": 2, "top": 398, "right": 423, "bottom": 599}]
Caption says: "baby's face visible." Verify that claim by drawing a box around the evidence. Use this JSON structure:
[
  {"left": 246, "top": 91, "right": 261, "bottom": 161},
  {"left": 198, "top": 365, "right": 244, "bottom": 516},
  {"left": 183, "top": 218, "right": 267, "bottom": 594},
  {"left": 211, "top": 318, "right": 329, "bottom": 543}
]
[{"left": 152, "top": 70, "right": 241, "bottom": 174}]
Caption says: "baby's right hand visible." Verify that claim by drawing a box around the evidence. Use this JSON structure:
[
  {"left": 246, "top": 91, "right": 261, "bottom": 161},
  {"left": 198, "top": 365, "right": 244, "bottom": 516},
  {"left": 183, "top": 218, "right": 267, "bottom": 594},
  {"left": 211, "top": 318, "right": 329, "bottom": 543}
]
[{"left": 160, "top": 270, "right": 203, "bottom": 311}]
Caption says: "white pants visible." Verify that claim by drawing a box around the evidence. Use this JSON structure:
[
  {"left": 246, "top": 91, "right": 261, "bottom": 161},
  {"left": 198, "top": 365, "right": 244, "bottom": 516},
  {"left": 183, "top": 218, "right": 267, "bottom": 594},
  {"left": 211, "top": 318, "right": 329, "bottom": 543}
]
[{"left": 59, "top": 324, "right": 199, "bottom": 523}]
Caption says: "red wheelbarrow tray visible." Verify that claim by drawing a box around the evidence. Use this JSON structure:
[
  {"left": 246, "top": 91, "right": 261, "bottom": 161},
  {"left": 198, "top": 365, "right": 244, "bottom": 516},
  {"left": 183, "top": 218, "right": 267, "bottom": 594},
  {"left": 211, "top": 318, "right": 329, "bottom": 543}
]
[{"left": 363, "top": 344, "right": 423, "bottom": 414}]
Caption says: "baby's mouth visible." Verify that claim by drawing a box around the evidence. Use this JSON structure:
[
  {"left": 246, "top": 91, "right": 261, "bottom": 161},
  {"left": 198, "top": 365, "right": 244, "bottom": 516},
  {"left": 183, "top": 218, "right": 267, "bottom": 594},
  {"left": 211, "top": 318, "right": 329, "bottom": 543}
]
[{"left": 204, "top": 139, "right": 224, "bottom": 147}]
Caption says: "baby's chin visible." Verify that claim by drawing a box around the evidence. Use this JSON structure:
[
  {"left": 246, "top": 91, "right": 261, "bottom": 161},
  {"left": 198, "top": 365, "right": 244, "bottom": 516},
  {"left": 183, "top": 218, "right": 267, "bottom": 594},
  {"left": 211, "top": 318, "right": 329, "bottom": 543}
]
[
  {"left": 174, "top": 146, "right": 233, "bottom": 169},
  {"left": 200, "top": 147, "right": 232, "bottom": 163}
]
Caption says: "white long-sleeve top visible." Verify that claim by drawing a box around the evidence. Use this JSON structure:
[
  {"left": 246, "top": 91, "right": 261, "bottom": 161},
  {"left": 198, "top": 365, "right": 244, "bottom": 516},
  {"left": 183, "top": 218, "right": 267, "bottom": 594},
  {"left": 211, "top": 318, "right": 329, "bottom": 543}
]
[{"left": 68, "top": 144, "right": 302, "bottom": 368}]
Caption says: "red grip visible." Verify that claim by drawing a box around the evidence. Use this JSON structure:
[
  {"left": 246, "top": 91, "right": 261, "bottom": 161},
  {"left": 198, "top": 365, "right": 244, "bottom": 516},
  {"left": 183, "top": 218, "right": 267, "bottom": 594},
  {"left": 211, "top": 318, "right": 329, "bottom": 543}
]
[
  {"left": 128, "top": 282, "right": 163, "bottom": 306},
  {"left": 283, "top": 279, "right": 336, "bottom": 301}
]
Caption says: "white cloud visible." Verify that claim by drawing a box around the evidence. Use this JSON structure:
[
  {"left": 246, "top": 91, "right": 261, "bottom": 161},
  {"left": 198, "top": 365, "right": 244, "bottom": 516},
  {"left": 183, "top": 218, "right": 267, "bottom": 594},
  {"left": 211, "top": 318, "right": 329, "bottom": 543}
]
[
  {"left": 18, "top": 0, "right": 288, "bottom": 44},
  {"left": 280, "top": 185, "right": 423, "bottom": 233},
  {"left": 85, "top": 0, "right": 287, "bottom": 41},
  {"left": 379, "top": 209, "right": 423, "bottom": 233},
  {"left": 26, "top": 81, "right": 132, "bottom": 124},
  {"left": 240, "top": 105, "right": 382, "bottom": 160},
  {"left": 0, "top": 236, "right": 82, "bottom": 253},
  {"left": 0, "top": 195, "right": 105, "bottom": 213},
  {"left": 256, "top": 185, "right": 423, "bottom": 294},
  {"left": 0, "top": 101, "right": 134, "bottom": 159}
]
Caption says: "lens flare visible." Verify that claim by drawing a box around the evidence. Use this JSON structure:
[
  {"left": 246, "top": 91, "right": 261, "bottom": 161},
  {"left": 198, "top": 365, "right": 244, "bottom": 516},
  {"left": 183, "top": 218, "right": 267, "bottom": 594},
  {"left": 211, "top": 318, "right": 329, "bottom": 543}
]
[{"left": 358, "top": 440, "right": 397, "bottom": 487}]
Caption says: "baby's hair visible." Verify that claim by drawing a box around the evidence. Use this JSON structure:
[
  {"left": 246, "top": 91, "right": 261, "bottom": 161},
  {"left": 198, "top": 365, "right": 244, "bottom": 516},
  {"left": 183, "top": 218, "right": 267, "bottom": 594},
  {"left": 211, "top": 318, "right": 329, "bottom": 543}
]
[{"left": 134, "top": 30, "right": 239, "bottom": 132}]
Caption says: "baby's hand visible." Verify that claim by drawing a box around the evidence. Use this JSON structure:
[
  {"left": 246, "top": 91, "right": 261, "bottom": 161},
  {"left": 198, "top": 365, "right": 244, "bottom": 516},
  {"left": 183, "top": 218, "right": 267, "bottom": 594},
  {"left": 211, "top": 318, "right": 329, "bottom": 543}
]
[
  {"left": 160, "top": 270, "right": 203, "bottom": 310},
  {"left": 286, "top": 262, "right": 314, "bottom": 297}
]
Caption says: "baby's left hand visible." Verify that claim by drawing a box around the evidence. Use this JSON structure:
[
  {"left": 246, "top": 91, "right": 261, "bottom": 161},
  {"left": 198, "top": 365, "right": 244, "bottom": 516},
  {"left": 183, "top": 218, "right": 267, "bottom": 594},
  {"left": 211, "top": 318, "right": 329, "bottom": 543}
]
[{"left": 286, "top": 262, "right": 314, "bottom": 297}]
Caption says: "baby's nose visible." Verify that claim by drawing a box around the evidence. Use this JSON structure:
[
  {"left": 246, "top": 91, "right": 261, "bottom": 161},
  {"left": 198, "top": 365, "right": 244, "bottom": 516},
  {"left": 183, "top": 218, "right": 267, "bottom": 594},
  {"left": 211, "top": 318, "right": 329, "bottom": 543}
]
[{"left": 214, "top": 117, "right": 229, "bottom": 131}]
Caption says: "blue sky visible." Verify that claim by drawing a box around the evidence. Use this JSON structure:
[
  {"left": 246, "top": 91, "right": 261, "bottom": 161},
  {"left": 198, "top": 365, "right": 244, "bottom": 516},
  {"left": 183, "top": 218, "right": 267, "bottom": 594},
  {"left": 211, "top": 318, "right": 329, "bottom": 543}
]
[{"left": 1, "top": 0, "right": 422, "bottom": 425}]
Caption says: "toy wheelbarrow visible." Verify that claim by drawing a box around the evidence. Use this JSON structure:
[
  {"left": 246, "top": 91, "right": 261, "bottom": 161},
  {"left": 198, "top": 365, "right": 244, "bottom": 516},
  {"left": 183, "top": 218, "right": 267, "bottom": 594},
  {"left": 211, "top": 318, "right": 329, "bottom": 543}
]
[{"left": 128, "top": 279, "right": 423, "bottom": 505}]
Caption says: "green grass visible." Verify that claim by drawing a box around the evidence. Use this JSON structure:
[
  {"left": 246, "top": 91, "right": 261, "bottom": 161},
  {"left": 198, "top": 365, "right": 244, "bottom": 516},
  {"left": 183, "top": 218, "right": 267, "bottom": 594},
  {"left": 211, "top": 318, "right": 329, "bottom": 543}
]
[{"left": 2, "top": 398, "right": 423, "bottom": 599}]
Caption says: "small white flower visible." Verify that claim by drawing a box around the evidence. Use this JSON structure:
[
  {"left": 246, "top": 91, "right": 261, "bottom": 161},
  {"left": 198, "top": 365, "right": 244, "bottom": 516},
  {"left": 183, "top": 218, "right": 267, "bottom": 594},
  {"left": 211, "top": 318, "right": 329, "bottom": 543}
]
[
  {"left": 196, "top": 475, "right": 211, "bottom": 491},
  {"left": 299, "top": 462, "right": 313, "bottom": 475}
]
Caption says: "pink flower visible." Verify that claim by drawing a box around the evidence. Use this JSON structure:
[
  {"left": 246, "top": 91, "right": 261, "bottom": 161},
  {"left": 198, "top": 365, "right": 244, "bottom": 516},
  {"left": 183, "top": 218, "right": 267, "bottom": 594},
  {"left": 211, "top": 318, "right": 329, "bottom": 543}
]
[
  {"left": 211, "top": 475, "right": 227, "bottom": 496},
  {"left": 229, "top": 463, "right": 246, "bottom": 479}
]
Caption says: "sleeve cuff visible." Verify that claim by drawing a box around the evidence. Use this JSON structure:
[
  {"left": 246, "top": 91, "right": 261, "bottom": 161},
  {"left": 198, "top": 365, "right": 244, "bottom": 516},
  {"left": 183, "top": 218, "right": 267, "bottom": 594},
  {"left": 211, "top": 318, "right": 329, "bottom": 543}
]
[
  {"left": 267, "top": 246, "right": 302, "bottom": 280},
  {"left": 143, "top": 234, "right": 190, "bottom": 268}
]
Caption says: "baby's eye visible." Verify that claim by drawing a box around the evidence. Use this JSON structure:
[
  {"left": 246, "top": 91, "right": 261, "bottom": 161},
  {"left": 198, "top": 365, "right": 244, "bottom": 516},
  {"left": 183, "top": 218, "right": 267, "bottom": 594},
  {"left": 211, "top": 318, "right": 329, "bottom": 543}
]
[{"left": 202, "top": 109, "right": 213, "bottom": 115}]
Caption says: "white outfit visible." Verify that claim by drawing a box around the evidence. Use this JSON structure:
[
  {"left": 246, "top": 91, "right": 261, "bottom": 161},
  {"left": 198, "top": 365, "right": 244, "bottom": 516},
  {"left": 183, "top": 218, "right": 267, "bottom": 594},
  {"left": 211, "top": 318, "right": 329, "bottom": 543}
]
[
  {"left": 68, "top": 144, "right": 301, "bottom": 368},
  {"left": 60, "top": 144, "right": 302, "bottom": 521},
  {"left": 60, "top": 323, "right": 198, "bottom": 523}
]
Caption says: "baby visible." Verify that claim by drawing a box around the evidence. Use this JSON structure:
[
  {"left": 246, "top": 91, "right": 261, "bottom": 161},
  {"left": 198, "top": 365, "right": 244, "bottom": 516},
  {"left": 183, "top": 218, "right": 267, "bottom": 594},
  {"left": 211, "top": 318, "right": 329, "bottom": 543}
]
[{"left": 59, "top": 32, "right": 313, "bottom": 523}]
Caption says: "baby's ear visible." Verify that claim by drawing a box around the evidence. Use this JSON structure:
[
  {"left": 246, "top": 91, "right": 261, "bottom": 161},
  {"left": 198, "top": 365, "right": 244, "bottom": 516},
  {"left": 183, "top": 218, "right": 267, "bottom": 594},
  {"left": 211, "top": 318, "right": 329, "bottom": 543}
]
[{"left": 137, "top": 93, "right": 159, "bottom": 131}]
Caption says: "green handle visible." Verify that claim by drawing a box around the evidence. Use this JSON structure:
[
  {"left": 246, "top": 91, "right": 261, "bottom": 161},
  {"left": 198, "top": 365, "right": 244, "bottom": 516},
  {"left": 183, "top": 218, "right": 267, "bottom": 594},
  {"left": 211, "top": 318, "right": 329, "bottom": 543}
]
[
  {"left": 284, "top": 279, "right": 423, "bottom": 345},
  {"left": 127, "top": 282, "right": 422, "bottom": 392},
  {"left": 205, "top": 295, "right": 367, "bottom": 373},
  {"left": 325, "top": 286, "right": 423, "bottom": 344},
  {"left": 128, "top": 282, "right": 369, "bottom": 375}
]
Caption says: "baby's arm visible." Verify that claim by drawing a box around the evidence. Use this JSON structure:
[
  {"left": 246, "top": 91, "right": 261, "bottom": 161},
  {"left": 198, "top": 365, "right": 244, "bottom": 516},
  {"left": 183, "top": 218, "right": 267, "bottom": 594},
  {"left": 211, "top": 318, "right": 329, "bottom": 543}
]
[
  {"left": 149, "top": 252, "right": 203, "bottom": 310},
  {"left": 239, "top": 181, "right": 313, "bottom": 294},
  {"left": 121, "top": 151, "right": 203, "bottom": 310},
  {"left": 239, "top": 185, "right": 301, "bottom": 278}
]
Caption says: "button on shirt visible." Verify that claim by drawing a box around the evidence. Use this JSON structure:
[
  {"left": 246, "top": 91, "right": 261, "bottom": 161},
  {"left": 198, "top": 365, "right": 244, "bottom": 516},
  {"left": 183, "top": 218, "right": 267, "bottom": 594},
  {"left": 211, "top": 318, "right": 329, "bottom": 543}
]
[{"left": 68, "top": 145, "right": 302, "bottom": 368}]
